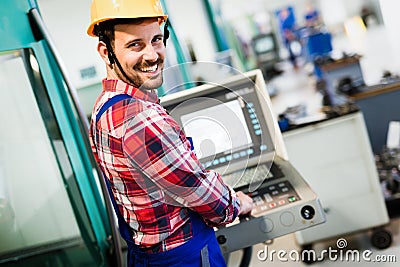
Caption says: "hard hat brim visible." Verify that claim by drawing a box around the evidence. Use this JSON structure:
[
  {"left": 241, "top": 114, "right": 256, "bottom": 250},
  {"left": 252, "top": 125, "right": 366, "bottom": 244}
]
[{"left": 87, "top": 15, "right": 168, "bottom": 37}]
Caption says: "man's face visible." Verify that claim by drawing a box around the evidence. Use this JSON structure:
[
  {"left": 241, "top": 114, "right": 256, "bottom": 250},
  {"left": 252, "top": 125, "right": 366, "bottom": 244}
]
[{"left": 113, "top": 19, "right": 165, "bottom": 90}]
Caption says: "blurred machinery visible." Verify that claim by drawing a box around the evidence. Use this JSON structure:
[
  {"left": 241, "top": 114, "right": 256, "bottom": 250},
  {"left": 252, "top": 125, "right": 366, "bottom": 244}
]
[
  {"left": 0, "top": 1, "right": 123, "bottom": 266},
  {"left": 251, "top": 33, "right": 282, "bottom": 80},
  {"left": 318, "top": 54, "right": 365, "bottom": 97},
  {"left": 283, "top": 112, "right": 392, "bottom": 259},
  {"left": 351, "top": 82, "right": 400, "bottom": 221},
  {"left": 376, "top": 147, "right": 400, "bottom": 219}
]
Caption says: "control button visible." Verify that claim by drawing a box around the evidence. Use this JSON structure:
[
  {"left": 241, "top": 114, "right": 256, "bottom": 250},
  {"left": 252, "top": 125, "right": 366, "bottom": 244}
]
[
  {"left": 268, "top": 185, "right": 276, "bottom": 190},
  {"left": 280, "top": 211, "right": 295, "bottom": 226},
  {"left": 269, "top": 203, "right": 276, "bottom": 208},
  {"left": 260, "top": 206, "right": 267, "bottom": 211},
  {"left": 259, "top": 218, "right": 274, "bottom": 233},
  {"left": 271, "top": 190, "right": 279, "bottom": 196},
  {"left": 301, "top": 205, "right": 316, "bottom": 220},
  {"left": 253, "top": 196, "right": 264, "bottom": 206},
  {"left": 217, "top": 235, "right": 227, "bottom": 244},
  {"left": 278, "top": 182, "right": 286, "bottom": 187},
  {"left": 263, "top": 193, "right": 273, "bottom": 202},
  {"left": 281, "top": 187, "right": 289, "bottom": 193},
  {"left": 278, "top": 200, "right": 286, "bottom": 205},
  {"left": 288, "top": 196, "right": 297, "bottom": 202}
]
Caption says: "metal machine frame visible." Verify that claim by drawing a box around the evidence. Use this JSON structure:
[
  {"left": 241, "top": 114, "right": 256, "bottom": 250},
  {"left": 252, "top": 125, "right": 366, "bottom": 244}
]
[{"left": 283, "top": 112, "right": 390, "bottom": 250}]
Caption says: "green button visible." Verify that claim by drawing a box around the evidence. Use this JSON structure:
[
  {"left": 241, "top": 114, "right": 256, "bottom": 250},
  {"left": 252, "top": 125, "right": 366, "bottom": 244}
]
[{"left": 288, "top": 196, "right": 297, "bottom": 202}]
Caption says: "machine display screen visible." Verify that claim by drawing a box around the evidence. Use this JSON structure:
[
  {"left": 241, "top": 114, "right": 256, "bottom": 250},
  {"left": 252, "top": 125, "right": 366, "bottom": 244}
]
[
  {"left": 180, "top": 99, "right": 253, "bottom": 160},
  {"left": 254, "top": 36, "right": 275, "bottom": 54},
  {"left": 163, "top": 78, "right": 274, "bottom": 169}
]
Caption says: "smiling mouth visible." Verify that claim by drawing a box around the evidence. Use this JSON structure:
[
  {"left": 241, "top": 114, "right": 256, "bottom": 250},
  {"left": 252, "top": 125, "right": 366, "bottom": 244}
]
[{"left": 139, "top": 64, "right": 158, "bottom": 73}]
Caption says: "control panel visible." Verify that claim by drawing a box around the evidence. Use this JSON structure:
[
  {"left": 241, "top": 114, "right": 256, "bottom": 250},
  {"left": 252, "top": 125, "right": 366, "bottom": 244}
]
[
  {"left": 249, "top": 180, "right": 300, "bottom": 216},
  {"left": 215, "top": 158, "right": 326, "bottom": 254}
]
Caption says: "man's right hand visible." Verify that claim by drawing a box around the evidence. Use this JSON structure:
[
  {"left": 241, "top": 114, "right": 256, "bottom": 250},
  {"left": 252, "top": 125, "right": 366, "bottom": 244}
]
[{"left": 236, "top": 191, "right": 253, "bottom": 216}]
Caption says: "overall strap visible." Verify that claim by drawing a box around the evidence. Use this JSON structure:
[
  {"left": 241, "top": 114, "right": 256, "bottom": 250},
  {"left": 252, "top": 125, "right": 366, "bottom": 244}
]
[
  {"left": 95, "top": 93, "right": 136, "bottom": 244},
  {"left": 96, "top": 93, "right": 132, "bottom": 122}
]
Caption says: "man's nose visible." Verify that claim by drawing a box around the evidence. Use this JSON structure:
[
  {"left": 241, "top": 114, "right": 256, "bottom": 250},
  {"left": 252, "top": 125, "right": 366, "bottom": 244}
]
[{"left": 142, "top": 44, "right": 159, "bottom": 61}]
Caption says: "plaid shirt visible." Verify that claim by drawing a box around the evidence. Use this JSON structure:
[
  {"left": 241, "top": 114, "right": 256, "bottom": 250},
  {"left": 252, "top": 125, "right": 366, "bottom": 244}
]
[{"left": 90, "top": 79, "right": 240, "bottom": 252}]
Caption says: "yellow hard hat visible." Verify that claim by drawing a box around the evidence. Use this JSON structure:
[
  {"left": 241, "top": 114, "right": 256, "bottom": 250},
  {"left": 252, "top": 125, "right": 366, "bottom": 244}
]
[{"left": 87, "top": 0, "right": 168, "bottom": 37}]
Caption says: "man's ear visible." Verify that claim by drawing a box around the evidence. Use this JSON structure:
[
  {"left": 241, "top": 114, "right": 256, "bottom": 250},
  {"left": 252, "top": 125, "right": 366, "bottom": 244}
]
[{"left": 97, "top": 41, "right": 112, "bottom": 65}]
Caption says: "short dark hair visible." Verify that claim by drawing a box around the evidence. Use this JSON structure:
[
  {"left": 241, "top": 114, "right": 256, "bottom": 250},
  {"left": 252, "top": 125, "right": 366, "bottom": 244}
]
[{"left": 94, "top": 18, "right": 153, "bottom": 46}]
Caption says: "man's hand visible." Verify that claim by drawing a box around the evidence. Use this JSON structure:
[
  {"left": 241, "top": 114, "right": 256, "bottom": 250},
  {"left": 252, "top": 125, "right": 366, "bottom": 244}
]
[{"left": 236, "top": 191, "right": 253, "bottom": 215}]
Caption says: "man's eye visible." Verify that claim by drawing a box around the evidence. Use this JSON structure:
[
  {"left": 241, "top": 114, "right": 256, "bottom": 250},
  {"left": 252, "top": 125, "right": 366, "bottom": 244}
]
[
  {"left": 128, "top": 42, "right": 140, "bottom": 48},
  {"left": 153, "top": 37, "right": 163, "bottom": 43}
]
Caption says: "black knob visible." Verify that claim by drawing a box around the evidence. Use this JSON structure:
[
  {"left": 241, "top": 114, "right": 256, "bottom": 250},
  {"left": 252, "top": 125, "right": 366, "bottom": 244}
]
[
  {"left": 217, "top": 235, "right": 227, "bottom": 244},
  {"left": 301, "top": 205, "right": 315, "bottom": 220}
]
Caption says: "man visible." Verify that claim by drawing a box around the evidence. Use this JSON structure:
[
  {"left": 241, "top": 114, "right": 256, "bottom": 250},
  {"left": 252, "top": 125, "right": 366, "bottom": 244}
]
[
  {"left": 278, "top": 7, "right": 298, "bottom": 69},
  {"left": 87, "top": 0, "right": 253, "bottom": 266}
]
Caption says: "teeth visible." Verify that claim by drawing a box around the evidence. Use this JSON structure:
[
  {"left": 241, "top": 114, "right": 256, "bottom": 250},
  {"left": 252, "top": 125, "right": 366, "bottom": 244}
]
[{"left": 140, "top": 65, "right": 157, "bottom": 72}]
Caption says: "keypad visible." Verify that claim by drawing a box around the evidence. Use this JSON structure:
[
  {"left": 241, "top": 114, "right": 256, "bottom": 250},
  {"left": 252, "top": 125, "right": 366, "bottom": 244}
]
[{"left": 247, "top": 180, "right": 301, "bottom": 216}]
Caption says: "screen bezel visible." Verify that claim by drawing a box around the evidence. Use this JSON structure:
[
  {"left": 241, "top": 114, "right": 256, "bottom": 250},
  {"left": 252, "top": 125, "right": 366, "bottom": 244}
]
[{"left": 161, "top": 69, "right": 284, "bottom": 175}]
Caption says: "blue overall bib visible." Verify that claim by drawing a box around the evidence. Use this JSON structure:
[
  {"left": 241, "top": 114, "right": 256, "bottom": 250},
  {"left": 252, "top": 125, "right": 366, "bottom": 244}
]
[{"left": 95, "top": 94, "right": 227, "bottom": 267}]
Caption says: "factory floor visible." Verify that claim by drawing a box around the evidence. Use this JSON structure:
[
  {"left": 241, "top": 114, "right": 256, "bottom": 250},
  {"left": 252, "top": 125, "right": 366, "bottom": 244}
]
[{"left": 227, "top": 58, "right": 400, "bottom": 266}]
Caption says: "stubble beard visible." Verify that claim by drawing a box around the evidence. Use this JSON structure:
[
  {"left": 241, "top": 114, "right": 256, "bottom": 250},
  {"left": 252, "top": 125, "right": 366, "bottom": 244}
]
[{"left": 114, "top": 62, "right": 164, "bottom": 91}]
